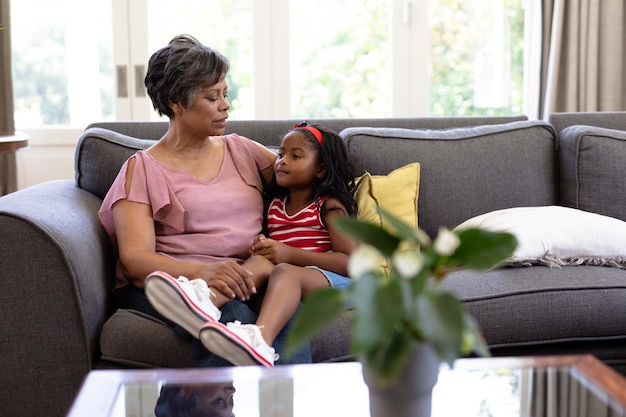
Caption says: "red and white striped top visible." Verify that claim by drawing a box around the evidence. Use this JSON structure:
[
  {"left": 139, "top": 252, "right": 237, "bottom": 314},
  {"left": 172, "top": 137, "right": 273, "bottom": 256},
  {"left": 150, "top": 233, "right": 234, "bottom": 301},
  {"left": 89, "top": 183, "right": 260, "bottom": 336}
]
[{"left": 267, "top": 196, "right": 333, "bottom": 252}]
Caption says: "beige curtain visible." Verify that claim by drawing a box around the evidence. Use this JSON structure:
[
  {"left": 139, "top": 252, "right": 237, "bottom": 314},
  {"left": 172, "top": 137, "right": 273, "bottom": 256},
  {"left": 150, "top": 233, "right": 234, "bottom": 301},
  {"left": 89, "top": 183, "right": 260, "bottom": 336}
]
[
  {"left": 0, "top": 0, "right": 16, "bottom": 195},
  {"left": 540, "top": 0, "right": 626, "bottom": 119},
  {"left": 0, "top": 0, "right": 13, "bottom": 135}
]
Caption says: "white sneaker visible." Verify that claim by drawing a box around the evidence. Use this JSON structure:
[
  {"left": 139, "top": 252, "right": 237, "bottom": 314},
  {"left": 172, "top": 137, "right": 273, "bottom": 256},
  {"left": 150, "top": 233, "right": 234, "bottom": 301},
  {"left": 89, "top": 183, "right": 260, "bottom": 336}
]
[
  {"left": 145, "top": 271, "right": 221, "bottom": 339},
  {"left": 199, "top": 320, "right": 278, "bottom": 367}
]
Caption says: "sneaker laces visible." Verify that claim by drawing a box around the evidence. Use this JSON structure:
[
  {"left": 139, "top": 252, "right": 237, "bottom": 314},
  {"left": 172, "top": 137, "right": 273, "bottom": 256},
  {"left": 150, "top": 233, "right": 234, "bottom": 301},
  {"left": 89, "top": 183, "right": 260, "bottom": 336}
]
[
  {"left": 177, "top": 276, "right": 220, "bottom": 320},
  {"left": 188, "top": 277, "right": 216, "bottom": 302},
  {"left": 227, "top": 321, "right": 280, "bottom": 361}
]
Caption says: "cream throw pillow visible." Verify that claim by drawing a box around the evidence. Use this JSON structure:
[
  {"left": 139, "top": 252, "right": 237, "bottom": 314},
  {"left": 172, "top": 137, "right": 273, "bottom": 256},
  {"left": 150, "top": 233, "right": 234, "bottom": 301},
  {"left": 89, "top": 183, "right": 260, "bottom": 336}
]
[
  {"left": 455, "top": 206, "right": 626, "bottom": 268},
  {"left": 354, "top": 163, "right": 420, "bottom": 230}
]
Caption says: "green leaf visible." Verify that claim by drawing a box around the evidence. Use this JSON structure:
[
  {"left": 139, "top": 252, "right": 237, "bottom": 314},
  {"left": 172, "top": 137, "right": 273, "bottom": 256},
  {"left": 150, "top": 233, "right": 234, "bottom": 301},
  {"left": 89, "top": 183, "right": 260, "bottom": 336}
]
[
  {"left": 417, "top": 291, "right": 464, "bottom": 365},
  {"left": 332, "top": 217, "right": 400, "bottom": 256},
  {"left": 461, "top": 313, "right": 490, "bottom": 358},
  {"left": 407, "top": 268, "right": 429, "bottom": 295},
  {"left": 350, "top": 272, "right": 390, "bottom": 352},
  {"left": 378, "top": 206, "right": 429, "bottom": 244},
  {"left": 453, "top": 228, "right": 517, "bottom": 270},
  {"left": 399, "top": 277, "right": 416, "bottom": 313},
  {"left": 286, "top": 288, "right": 345, "bottom": 357},
  {"left": 356, "top": 281, "right": 412, "bottom": 379},
  {"left": 361, "top": 330, "right": 414, "bottom": 385}
]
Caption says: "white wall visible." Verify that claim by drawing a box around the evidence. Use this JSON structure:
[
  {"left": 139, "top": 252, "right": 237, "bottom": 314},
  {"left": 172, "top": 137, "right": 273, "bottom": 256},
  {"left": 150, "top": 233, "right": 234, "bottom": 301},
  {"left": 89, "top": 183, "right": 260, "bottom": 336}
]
[{"left": 15, "top": 127, "right": 81, "bottom": 190}]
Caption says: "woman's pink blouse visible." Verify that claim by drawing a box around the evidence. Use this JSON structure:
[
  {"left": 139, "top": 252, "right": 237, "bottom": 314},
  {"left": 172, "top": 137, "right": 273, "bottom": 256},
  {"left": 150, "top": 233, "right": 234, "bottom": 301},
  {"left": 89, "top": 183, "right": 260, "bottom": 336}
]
[{"left": 98, "top": 134, "right": 271, "bottom": 284}]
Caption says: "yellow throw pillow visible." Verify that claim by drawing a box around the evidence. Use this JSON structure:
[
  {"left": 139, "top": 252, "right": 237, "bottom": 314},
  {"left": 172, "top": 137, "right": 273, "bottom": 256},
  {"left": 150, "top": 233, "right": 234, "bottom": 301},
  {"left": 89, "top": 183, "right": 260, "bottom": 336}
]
[{"left": 354, "top": 162, "right": 420, "bottom": 231}]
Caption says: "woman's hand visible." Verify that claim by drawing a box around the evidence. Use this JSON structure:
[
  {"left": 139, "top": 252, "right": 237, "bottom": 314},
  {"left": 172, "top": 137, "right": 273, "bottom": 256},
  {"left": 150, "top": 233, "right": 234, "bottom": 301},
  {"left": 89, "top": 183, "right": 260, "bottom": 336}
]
[{"left": 198, "top": 260, "right": 257, "bottom": 301}]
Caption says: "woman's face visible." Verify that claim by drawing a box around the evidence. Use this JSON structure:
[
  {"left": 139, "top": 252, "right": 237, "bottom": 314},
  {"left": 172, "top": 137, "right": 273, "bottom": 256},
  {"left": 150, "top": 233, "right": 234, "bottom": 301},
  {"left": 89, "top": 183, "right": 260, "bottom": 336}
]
[
  {"left": 176, "top": 78, "right": 231, "bottom": 137},
  {"left": 181, "top": 382, "right": 236, "bottom": 417}
]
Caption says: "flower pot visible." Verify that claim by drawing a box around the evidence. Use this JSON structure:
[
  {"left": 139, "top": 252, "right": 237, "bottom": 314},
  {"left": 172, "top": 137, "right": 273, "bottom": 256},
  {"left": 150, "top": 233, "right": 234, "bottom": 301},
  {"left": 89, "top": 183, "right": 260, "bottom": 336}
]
[{"left": 362, "top": 343, "right": 440, "bottom": 417}]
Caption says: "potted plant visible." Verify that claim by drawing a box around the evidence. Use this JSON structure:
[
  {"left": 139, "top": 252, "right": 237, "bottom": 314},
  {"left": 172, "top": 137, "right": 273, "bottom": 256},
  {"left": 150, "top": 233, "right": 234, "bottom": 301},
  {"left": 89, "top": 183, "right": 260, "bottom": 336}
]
[{"left": 287, "top": 208, "right": 516, "bottom": 417}]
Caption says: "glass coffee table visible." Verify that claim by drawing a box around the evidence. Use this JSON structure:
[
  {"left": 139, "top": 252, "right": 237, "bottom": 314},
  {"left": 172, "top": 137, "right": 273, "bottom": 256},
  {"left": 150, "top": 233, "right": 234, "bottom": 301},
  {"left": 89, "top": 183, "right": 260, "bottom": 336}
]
[{"left": 68, "top": 355, "right": 626, "bottom": 417}]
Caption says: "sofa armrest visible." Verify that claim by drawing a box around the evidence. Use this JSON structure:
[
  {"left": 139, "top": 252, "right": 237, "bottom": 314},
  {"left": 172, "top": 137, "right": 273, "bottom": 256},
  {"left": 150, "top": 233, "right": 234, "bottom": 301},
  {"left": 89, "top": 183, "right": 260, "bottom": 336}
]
[{"left": 0, "top": 180, "right": 115, "bottom": 417}]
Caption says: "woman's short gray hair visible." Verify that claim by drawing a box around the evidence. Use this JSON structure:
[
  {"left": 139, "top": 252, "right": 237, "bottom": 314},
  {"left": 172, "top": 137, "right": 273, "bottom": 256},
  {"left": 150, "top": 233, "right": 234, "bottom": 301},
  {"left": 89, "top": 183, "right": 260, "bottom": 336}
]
[{"left": 144, "top": 34, "right": 230, "bottom": 118}]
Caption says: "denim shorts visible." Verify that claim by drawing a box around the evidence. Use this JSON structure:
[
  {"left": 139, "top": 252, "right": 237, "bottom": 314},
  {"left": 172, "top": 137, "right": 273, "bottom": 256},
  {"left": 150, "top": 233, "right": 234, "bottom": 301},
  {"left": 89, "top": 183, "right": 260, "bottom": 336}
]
[{"left": 305, "top": 266, "right": 353, "bottom": 290}]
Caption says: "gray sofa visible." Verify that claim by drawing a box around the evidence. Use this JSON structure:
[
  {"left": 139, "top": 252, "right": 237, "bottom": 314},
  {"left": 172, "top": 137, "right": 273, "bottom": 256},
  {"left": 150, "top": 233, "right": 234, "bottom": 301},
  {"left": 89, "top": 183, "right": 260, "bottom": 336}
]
[{"left": 2, "top": 112, "right": 626, "bottom": 417}]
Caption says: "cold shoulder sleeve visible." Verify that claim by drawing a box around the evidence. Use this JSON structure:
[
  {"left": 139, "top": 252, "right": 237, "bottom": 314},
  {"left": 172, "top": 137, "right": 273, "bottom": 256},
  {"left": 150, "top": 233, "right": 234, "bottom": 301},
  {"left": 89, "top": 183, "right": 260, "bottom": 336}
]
[{"left": 97, "top": 151, "right": 186, "bottom": 245}]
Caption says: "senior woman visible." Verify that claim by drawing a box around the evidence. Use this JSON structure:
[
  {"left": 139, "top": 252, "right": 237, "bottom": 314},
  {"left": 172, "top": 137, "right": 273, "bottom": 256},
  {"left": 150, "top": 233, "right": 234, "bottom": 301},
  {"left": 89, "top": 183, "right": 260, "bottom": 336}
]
[{"left": 98, "top": 34, "right": 311, "bottom": 366}]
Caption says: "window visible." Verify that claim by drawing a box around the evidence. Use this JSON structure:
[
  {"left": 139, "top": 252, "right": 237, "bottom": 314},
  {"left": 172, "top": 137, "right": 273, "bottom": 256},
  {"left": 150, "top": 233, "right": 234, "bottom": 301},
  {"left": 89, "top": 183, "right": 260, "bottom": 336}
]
[
  {"left": 143, "top": 0, "right": 254, "bottom": 120},
  {"left": 289, "top": 0, "right": 392, "bottom": 118},
  {"left": 11, "top": 0, "right": 527, "bottom": 128},
  {"left": 428, "top": 0, "right": 524, "bottom": 116},
  {"left": 11, "top": 0, "right": 113, "bottom": 127}
]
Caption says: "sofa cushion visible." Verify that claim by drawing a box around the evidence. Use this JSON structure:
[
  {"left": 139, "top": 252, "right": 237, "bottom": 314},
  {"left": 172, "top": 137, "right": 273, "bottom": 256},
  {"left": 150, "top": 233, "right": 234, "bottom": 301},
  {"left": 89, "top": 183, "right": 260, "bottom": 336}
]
[
  {"left": 340, "top": 120, "right": 558, "bottom": 238},
  {"left": 441, "top": 265, "right": 626, "bottom": 359},
  {"left": 100, "top": 308, "right": 353, "bottom": 368},
  {"left": 559, "top": 125, "right": 626, "bottom": 223},
  {"left": 355, "top": 162, "right": 420, "bottom": 230},
  {"left": 100, "top": 309, "right": 194, "bottom": 368},
  {"left": 455, "top": 206, "right": 626, "bottom": 268}
]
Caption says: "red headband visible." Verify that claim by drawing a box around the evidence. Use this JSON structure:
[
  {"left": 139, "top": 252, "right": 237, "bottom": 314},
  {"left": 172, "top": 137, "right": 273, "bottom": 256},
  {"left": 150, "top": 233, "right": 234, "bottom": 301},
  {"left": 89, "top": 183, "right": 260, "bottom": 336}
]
[{"left": 293, "top": 122, "right": 323, "bottom": 145}]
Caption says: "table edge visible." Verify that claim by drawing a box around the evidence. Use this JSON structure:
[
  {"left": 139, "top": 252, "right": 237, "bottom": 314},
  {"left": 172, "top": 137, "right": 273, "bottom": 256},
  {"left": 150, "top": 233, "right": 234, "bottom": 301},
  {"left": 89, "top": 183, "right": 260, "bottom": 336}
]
[{"left": 0, "top": 132, "right": 29, "bottom": 152}]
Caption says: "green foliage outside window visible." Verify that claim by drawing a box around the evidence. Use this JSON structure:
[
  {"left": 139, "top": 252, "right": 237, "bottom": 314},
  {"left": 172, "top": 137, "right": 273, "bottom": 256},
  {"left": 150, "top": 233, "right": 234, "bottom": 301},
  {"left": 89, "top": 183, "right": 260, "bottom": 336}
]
[
  {"left": 428, "top": 0, "right": 524, "bottom": 116},
  {"left": 291, "top": 0, "right": 390, "bottom": 119},
  {"left": 11, "top": 1, "right": 525, "bottom": 126}
]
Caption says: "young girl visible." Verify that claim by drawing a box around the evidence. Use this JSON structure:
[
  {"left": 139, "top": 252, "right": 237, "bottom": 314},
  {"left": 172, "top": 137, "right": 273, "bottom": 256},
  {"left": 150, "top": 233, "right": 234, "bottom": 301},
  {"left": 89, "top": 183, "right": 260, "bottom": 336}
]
[{"left": 145, "top": 122, "right": 357, "bottom": 367}]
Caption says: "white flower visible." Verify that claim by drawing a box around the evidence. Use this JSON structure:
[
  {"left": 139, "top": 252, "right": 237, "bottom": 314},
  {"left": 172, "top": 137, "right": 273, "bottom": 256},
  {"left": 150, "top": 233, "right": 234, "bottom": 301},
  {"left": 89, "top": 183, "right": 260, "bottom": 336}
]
[
  {"left": 348, "top": 245, "right": 385, "bottom": 279},
  {"left": 433, "top": 227, "right": 460, "bottom": 256},
  {"left": 392, "top": 249, "right": 424, "bottom": 279}
]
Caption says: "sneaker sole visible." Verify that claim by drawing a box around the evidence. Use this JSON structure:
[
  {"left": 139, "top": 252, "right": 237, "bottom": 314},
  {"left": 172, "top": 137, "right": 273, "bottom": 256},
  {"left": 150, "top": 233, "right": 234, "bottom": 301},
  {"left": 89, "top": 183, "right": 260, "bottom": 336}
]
[
  {"left": 199, "top": 322, "right": 273, "bottom": 368},
  {"left": 145, "top": 271, "right": 217, "bottom": 339}
]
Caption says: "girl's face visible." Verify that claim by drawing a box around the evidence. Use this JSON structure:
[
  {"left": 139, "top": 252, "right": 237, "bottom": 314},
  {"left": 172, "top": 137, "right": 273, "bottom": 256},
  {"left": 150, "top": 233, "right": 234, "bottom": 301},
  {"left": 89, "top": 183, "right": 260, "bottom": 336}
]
[
  {"left": 274, "top": 131, "right": 325, "bottom": 190},
  {"left": 173, "top": 77, "right": 230, "bottom": 136}
]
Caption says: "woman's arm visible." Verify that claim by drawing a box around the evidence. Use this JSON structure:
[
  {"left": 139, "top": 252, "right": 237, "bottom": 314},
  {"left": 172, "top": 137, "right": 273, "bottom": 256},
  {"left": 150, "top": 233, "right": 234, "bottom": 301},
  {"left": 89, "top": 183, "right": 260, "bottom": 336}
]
[{"left": 254, "top": 141, "right": 278, "bottom": 185}]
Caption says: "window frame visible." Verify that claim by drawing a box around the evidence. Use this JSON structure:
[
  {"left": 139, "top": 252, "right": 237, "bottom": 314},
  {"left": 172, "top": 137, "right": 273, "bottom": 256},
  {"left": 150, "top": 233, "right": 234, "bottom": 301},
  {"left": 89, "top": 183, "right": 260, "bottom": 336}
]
[{"left": 113, "top": 0, "right": 430, "bottom": 120}]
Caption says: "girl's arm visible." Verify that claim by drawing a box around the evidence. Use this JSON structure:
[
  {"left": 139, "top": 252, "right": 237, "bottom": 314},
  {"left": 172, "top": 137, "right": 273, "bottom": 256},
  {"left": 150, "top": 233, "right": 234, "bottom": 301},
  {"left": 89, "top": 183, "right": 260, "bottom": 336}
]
[{"left": 250, "top": 198, "right": 357, "bottom": 276}]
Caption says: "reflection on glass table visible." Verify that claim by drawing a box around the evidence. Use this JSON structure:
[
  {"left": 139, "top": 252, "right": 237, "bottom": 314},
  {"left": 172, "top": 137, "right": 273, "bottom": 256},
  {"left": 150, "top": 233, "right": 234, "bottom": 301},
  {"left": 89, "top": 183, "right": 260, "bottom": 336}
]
[
  {"left": 68, "top": 355, "right": 626, "bottom": 417},
  {"left": 153, "top": 382, "right": 236, "bottom": 417}
]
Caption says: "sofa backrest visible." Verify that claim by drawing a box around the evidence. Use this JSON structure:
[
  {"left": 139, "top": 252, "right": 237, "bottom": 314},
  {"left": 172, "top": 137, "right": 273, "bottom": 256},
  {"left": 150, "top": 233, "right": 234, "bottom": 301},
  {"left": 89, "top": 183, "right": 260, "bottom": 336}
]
[
  {"left": 79, "top": 116, "right": 527, "bottom": 200},
  {"left": 548, "top": 111, "right": 626, "bottom": 134},
  {"left": 547, "top": 111, "right": 626, "bottom": 223},
  {"left": 87, "top": 116, "right": 527, "bottom": 148},
  {"left": 341, "top": 120, "right": 558, "bottom": 237}
]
